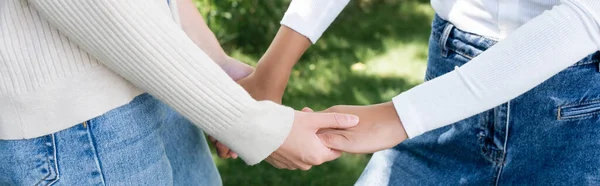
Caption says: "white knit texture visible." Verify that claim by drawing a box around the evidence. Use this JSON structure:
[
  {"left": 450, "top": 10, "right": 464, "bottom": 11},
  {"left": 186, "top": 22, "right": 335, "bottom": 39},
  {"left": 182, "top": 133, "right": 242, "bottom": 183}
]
[{"left": 0, "top": 0, "right": 294, "bottom": 165}]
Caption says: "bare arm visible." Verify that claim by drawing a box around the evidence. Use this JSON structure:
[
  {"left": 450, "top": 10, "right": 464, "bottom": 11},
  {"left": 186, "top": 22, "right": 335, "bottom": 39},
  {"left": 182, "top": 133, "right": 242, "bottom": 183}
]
[
  {"left": 238, "top": 0, "right": 350, "bottom": 103},
  {"left": 177, "top": 0, "right": 253, "bottom": 80},
  {"left": 238, "top": 26, "right": 311, "bottom": 103}
]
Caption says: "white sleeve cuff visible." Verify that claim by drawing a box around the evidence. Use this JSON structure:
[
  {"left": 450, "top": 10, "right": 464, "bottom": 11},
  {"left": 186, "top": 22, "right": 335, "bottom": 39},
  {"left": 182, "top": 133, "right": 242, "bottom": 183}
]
[
  {"left": 280, "top": 0, "right": 349, "bottom": 43},
  {"left": 392, "top": 93, "right": 426, "bottom": 138}
]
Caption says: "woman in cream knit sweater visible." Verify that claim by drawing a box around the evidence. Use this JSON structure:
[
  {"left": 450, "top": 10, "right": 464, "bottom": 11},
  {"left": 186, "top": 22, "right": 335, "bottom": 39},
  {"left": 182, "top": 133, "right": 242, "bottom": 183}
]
[{"left": 0, "top": 0, "right": 360, "bottom": 185}]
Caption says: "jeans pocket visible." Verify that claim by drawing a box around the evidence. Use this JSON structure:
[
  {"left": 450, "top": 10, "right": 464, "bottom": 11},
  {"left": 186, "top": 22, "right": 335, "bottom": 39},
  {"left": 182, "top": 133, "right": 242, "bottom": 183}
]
[
  {"left": 558, "top": 99, "right": 600, "bottom": 120},
  {"left": 0, "top": 135, "right": 59, "bottom": 186}
]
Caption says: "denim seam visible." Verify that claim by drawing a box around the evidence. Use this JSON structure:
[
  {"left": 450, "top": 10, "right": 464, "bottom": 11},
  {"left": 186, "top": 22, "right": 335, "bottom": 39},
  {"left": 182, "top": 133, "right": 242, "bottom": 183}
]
[
  {"left": 453, "top": 49, "right": 475, "bottom": 60},
  {"left": 85, "top": 120, "right": 107, "bottom": 185},
  {"left": 478, "top": 108, "right": 503, "bottom": 165},
  {"left": 47, "top": 134, "right": 60, "bottom": 185},
  {"left": 573, "top": 59, "right": 599, "bottom": 66},
  {"left": 561, "top": 99, "right": 600, "bottom": 107},
  {"left": 35, "top": 137, "right": 52, "bottom": 186},
  {"left": 35, "top": 135, "right": 59, "bottom": 186},
  {"left": 558, "top": 99, "right": 600, "bottom": 120},
  {"left": 559, "top": 110, "right": 600, "bottom": 120},
  {"left": 494, "top": 101, "right": 510, "bottom": 186}
]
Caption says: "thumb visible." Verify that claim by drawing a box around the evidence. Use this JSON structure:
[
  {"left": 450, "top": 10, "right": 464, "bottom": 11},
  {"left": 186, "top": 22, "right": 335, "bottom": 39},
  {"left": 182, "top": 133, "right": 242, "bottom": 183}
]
[
  {"left": 312, "top": 112, "right": 359, "bottom": 129},
  {"left": 323, "top": 149, "right": 343, "bottom": 163},
  {"left": 318, "top": 132, "right": 349, "bottom": 151}
]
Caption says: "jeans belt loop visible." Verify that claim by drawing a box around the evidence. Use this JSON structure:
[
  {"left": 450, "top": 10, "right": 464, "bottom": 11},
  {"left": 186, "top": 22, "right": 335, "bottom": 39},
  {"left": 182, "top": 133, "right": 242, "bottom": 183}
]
[{"left": 440, "top": 23, "right": 455, "bottom": 58}]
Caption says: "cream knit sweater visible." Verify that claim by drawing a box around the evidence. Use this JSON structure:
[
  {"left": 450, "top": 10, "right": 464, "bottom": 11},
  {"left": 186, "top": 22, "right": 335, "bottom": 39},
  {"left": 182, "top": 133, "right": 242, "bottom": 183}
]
[{"left": 0, "top": 0, "right": 294, "bottom": 165}]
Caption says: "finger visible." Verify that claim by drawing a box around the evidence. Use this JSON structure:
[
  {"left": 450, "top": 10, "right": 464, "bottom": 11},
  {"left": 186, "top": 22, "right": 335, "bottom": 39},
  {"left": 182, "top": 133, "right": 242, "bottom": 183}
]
[
  {"left": 290, "top": 160, "right": 312, "bottom": 170},
  {"left": 276, "top": 156, "right": 297, "bottom": 170},
  {"left": 228, "top": 151, "right": 238, "bottom": 159},
  {"left": 265, "top": 158, "right": 286, "bottom": 169},
  {"left": 216, "top": 142, "right": 231, "bottom": 158},
  {"left": 306, "top": 112, "right": 359, "bottom": 129},
  {"left": 208, "top": 136, "right": 217, "bottom": 143},
  {"left": 322, "top": 149, "right": 343, "bottom": 163},
  {"left": 269, "top": 158, "right": 296, "bottom": 170},
  {"left": 296, "top": 164, "right": 312, "bottom": 171},
  {"left": 317, "top": 133, "right": 349, "bottom": 151},
  {"left": 302, "top": 107, "right": 314, "bottom": 112},
  {"left": 316, "top": 128, "right": 336, "bottom": 134},
  {"left": 267, "top": 154, "right": 297, "bottom": 170}
]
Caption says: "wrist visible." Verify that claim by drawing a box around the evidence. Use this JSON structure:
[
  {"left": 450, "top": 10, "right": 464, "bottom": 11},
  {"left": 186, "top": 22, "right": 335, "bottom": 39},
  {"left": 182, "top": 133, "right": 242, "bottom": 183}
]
[
  {"left": 211, "top": 53, "right": 231, "bottom": 66},
  {"left": 250, "top": 72, "right": 288, "bottom": 99},
  {"left": 252, "top": 62, "right": 292, "bottom": 91},
  {"left": 379, "top": 102, "right": 402, "bottom": 123},
  {"left": 378, "top": 102, "right": 408, "bottom": 142},
  {"left": 251, "top": 25, "right": 310, "bottom": 81}
]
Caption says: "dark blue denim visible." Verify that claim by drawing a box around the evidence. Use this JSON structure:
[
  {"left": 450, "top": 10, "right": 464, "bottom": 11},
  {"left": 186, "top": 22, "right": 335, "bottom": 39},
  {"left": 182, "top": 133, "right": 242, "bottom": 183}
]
[{"left": 356, "top": 15, "right": 600, "bottom": 186}]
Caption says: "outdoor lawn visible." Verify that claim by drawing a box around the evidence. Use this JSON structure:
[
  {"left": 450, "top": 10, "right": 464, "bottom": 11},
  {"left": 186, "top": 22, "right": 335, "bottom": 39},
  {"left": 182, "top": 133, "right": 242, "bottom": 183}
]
[{"left": 194, "top": 0, "right": 434, "bottom": 185}]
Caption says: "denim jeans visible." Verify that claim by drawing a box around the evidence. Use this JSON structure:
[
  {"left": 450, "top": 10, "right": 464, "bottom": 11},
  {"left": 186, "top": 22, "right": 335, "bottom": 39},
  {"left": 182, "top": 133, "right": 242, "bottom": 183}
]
[
  {"left": 356, "top": 15, "right": 600, "bottom": 186},
  {"left": 0, "top": 93, "right": 221, "bottom": 185}
]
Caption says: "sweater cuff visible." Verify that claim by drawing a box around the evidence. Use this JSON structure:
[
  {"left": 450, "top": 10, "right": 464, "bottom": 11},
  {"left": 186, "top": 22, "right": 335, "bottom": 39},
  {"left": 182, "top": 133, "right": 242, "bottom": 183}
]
[
  {"left": 212, "top": 101, "right": 295, "bottom": 165},
  {"left": 392, "top": 93, "right": 425, "bottom": 138}
]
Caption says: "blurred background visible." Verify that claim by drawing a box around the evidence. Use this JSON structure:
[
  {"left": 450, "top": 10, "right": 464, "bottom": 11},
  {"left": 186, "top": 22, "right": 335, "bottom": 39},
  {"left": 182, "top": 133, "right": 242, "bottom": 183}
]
[{"left": 193, "top": 0, "right": 434, "bottom": 185}]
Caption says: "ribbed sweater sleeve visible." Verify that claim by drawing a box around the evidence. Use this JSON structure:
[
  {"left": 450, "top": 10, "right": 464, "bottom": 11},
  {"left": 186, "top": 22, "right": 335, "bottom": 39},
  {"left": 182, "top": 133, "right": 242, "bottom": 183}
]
[
  {"left": 393, "top": 0, "right": 600, "bottom": 138},
  {"left": 28, "top": 0, "right": 294, "bottom": 165}
]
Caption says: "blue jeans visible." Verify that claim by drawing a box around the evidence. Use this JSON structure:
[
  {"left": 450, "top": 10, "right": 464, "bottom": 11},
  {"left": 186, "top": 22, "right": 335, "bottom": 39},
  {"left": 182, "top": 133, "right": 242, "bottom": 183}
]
[
  {"left": 0, "top": 94, "right": 221, "bottom": 185},
  {"left": 356, "top": 15, "right": 600, "bottom": 185}
]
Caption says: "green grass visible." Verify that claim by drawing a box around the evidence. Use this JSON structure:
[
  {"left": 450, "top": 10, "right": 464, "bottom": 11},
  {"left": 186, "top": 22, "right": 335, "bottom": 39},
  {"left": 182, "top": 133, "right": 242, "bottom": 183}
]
[{"left": 200, "top": 0, "right": 434, "bottom": 185}]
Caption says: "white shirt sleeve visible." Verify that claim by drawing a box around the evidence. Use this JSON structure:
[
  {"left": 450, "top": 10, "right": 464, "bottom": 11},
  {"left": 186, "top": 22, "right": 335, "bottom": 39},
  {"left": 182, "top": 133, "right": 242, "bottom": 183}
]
[
  {"left": 393, "top": 0, "right": 600, "bottom": 138},
  {"left": 29, "top": 0, "right": 294, "bottom": 165},
  {"left": 280, "top": 0, "right": 350, "bottom": 43}
]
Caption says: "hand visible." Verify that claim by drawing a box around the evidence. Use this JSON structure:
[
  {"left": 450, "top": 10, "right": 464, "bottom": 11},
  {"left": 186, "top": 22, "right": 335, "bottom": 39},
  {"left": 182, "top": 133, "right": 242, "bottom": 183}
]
[
  {"left": 219, "top": 56, "right": 254, "bottom": 81},
  {"left": 315, "top": 102, "right": 408, "bottom": 154},
  {"left": 208, "top": 136, "right": 238, "bottom": 159},
  {"left": 266, "top": 111, "right": 360, "bottom": 170},
  {"left": 237, "top": 71, "right": 286, "bottom": 104}
]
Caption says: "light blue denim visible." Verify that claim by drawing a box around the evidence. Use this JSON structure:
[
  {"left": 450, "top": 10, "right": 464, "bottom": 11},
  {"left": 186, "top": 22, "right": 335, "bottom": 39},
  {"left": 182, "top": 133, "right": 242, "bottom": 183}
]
[
  {"left": 0, "top": 93, "right": 221, "bottom": 185},
  {"left": 356, "top": 14, "right": 600, "bottom": 186}
]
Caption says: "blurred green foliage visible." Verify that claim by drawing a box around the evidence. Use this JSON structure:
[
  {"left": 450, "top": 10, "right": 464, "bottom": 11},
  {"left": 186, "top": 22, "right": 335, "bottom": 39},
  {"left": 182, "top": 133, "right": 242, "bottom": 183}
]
[
  {"left": 193, "top": 0, "right": 434, "bottom": 185},
  {"left": 194, "top": 0, "right": 290, "bottom": 53}
]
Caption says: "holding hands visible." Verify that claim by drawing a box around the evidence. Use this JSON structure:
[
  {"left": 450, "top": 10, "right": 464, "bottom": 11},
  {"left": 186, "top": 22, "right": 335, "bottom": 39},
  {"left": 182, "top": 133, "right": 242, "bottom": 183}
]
[
  {"left": 212, "top": 59, "right": 363, "bottom": 170},
  {"left": 216, "top": 61, "right": 409, "bottom": 170},
  {"left": 211, "top": 26, "right": 408, "bottom": 170},
  {"left": 266, "top": 111, "right": 359, "bottom": 170},
  {"left": 315, "top": 103, "right": 408, "bottom": 154},
  {"left": 210, "top": 90, "right": 361, "bottom": 170}
]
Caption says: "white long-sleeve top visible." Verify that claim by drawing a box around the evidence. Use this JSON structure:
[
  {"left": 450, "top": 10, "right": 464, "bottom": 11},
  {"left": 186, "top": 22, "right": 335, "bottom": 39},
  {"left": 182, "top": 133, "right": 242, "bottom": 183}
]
[
  {"left": 281, "top": 0, "right": 563, "bottom": 42},
  {"left": 432, "top": 0, "right": 562, "bottom": 40},
  {"left": 281, "top": 0, "right": 600, "bottom": 137},
  {"left": 0, "top": 0, "right": 294, "bottom": 165}
]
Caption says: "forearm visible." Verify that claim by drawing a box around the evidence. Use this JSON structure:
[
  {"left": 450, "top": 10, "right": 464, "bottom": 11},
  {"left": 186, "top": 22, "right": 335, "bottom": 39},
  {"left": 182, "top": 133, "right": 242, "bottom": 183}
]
[
  {"left": 393, "top": 0, "right": 600, "bottom": 138},
  {"left": 248, "top": 0, "right": 350, "bottom": 92},
  {"left": 177, "top": 0, "right": 228, "bottom": 63},
  {"left": 30, "top": 0, "right": 294, "bottom": 165},
  {"left": 253, "top": 26, "right": 311, "bottom": 91},
  {"left": 264, "top": 0, "right": 351, "bottom": 74}
]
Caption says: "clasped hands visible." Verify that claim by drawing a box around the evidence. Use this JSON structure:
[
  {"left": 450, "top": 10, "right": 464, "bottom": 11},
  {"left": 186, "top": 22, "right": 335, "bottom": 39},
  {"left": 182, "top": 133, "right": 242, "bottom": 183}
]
[{"left": 213, "top": 57, "right": 408, "bottom": 170}]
